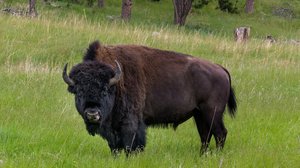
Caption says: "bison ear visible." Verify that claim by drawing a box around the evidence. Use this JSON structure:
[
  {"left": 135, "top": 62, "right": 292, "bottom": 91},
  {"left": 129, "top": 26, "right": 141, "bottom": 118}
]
[{"left": 83, "top": 40, "right": 101, "bottom": 61}]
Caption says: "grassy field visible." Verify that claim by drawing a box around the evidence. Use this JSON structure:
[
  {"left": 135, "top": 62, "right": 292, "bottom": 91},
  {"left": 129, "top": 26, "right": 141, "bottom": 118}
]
[{"left": 0, "top": 0, "right": 299, "bottom": 167}]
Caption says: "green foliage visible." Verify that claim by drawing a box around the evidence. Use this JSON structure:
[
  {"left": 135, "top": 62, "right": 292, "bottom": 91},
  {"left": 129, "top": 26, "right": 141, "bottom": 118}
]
[
  {"left": 193, "top": 0, "right": 239, "bottom": 13},
  {"left": 217, "top": 0, "right": 239, "bottom": 13},
  {"left": 193, "top": 0, "right": 210, "bottom": 9}
]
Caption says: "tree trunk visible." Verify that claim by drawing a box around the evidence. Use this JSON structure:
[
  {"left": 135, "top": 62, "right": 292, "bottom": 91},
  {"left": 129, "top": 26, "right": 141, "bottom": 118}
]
[
  {"left": 245, "top": 0, "right": 254, "bottom": 14},
  {"left": 173, "top": 0, "right": 192, "bottom": 26},
  {"left": 234, "top": 27, "right": 250, "bottom": 43},
  {"left": 98, "top": 0, "right": 104, "bottom": 8},
  {"left": 29, "top": 0, "right": 38, "bottom": 17},
  {"left": 121, "top": 0, "right": 132, "bottom": 21}
]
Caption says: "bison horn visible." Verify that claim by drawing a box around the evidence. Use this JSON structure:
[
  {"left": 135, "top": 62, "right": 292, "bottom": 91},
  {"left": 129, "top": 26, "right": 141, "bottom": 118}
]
[
  {"left": 109, "top": 60, "right": 122, "bottom": 86},
  {"left": 62, "top": 63, "right": 75, "bottom": 86}
]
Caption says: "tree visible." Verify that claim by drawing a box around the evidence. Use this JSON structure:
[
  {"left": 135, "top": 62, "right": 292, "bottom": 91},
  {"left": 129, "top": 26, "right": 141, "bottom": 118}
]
[
  {"left": 245, "top": 0, "right": 254, "bottom": 14},
  {"left": 29, "top": 0, "right": 38, "bottom": 17},
  {"left": 98, "top": 0, "right": 104, "bottom": 8},
  {"left": 121, "top": 0, "right": 132, "bottom": 21},
  {"left": 173, "top": 0, "right": 192, "bottom": 26}
]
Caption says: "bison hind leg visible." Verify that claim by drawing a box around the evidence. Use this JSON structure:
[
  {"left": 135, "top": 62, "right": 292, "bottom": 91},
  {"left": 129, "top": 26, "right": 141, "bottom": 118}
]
[
  {"left": 213, "top": 117, "right": 227, "bottom": 150},
  {"left": 206, "top": 105, "right": 228, "bottom": 150},
  {"left": 193, "top": 108, "right": 213, "bottom": 155},
  {"left": 194, "top": 105, "right": 228, "bottom": 154}
]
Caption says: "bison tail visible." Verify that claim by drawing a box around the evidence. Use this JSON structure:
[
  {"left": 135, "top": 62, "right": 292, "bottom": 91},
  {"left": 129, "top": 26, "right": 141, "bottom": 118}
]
[
  {"left": 227, "top": 86, "right": 237, "bottom": 118},
  {"left": 221, "top": 66, "right": 237, "bottom": 118}
]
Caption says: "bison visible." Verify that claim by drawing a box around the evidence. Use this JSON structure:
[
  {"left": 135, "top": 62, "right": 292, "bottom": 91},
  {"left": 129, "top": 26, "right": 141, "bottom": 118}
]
[{"left": 62, "top": 41, "right": 237, "bottom": 155}]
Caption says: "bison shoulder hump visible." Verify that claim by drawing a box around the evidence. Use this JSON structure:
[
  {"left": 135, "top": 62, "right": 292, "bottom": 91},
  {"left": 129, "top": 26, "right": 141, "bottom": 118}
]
[{"left": 83, "top": 40, "right": 101, "bottom": 61}]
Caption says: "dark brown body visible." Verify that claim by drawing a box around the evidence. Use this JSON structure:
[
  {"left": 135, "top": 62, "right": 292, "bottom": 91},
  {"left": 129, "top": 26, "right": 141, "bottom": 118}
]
[{"left": 64, "top": 41, "right": 237, "bottom": 155}]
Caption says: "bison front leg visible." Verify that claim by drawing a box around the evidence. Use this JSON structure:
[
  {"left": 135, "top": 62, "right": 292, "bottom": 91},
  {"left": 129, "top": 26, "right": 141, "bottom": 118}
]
[
  {"left": 120, "top": 118, "right": 146, "bottom": 156},
  {"left": 107, "top": 135, "right": 123, "bottom": 156},
  {"left": 101, "top": 131, "right": 123, "bottom": 156}
]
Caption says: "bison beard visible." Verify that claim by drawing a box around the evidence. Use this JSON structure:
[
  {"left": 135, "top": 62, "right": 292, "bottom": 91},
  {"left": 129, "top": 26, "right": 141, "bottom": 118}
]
[{"left": 63, "top": 40, "right": 237, "bottom": 156}]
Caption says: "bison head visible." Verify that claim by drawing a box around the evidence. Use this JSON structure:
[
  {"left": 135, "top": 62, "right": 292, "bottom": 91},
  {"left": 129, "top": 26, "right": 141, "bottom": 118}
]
[{"left": 63, "top": 61, "right": 122, "bottom": 135}]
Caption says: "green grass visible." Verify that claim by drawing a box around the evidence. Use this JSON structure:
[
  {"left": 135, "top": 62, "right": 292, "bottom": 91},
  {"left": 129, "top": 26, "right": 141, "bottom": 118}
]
[{"left": 0, "top": 0, "right": 300, "bottom": 167}]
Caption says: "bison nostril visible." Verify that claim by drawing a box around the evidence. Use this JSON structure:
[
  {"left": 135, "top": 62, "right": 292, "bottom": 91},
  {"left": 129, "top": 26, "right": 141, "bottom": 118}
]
[{"left": 88, "top": 113, "right": 99, "bottom": 119}]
